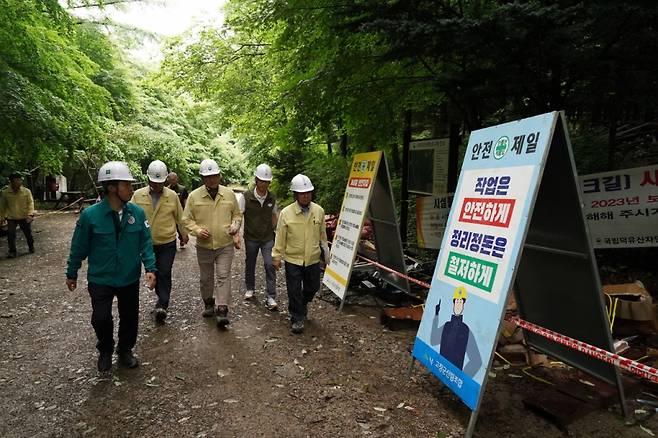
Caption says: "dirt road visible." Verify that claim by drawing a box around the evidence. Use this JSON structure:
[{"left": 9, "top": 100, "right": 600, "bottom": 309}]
[{"left": 0, "top": 213, "right": 650, "bottom": 437}]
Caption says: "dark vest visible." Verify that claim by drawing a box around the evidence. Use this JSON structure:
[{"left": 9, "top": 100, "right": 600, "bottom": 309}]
[
  {"left": 243, "top": 189, "right": 276, "bottom": 242},
  {"left": 439, "top": 314, "right": 469, "bottom": 370}
]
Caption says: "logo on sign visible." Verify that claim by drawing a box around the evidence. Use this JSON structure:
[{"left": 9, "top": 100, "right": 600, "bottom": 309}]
[{"left": 494, "top": 136, "right": 509, "bottom": 160}]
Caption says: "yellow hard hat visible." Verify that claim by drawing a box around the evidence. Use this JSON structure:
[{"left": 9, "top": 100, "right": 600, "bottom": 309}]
[{"left": 453, "top": 286, "right": 468, "bottom": 300}]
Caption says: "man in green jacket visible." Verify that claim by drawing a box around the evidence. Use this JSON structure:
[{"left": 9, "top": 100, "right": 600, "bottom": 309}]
[{"left": 66, "top": 161, "right": 157, "bottom": 372}]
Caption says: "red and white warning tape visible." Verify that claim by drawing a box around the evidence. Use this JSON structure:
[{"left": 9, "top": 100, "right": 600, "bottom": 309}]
[
  {"left": 506, "top": 316, "right": 658, "bottom": 383},
  {"left": 354, "top": 253, "right": 432, "bottom": 290},
  {"left": 350, "top": 250, "right": 658, "bottom": 382}
]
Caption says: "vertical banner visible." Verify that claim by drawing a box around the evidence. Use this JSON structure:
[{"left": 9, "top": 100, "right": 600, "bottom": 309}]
[
  {"left": 413, "top": 112, "right": 558, "bottom": 410},
  {"left": 580, "top": 165, "right": 658, "bottom": 248},
  {"left": 408, "top": 138, "right": 450, "bottom": 195},
  {"left": 415, "top": 194, "right": 453, "bottom": 249},
  {"left": 323, "top": 151, "right": 382, "bottom": 299}
]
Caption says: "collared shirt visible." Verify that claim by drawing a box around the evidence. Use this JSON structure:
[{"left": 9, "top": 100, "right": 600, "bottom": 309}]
[
  {"left": 66, "top": 197, "right": 157, "bottom": 287},
  {"left": 149, "top": 191, "right": 161, "bottom": 210},
  {"left": 272, "top": 201, "right": 327, "bottom": 266},
  {"left": 182, "top": 185, "right": 242, "bottom": 249},
  {"left": 0, "top": 186, "right": 35, "bottom": 220},
  {"left": 237, "top": 188, "right": 278, "bottom": 214},
  {"left": 131, "top": 186, "right": 187, "bottom": 245}
]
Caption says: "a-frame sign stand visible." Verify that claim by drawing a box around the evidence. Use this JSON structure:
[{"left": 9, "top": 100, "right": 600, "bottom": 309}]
[
  {"left": 323, "top": 151, "right": 410, "bottom": 310},
  {"left": 409, "top": 111, "right": 627, "bottom": 437}
]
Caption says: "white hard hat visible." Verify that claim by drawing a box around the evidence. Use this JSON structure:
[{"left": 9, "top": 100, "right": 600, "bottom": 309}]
[
  {"left": 254, "top": 163, "right": 273, "bottom": 181},
  {"left": 147, "top": 160, "right": 168, "bottom": 183},
  {"left": 97, "top": 161, "right": 135, "bottom": 183},
  {"left": 199, "top": 159, "right": 220, "bottom": 176},
  {"left": 290, "top": 174, "right": 314, "bottom": 193}
]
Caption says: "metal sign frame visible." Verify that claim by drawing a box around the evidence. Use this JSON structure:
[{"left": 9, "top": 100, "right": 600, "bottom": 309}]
[
  {"left": 368, "top": 153, "right": 411, "bottom": 295},
  {"left": 513, "top": 114, "right": 627, "bottom": 410}
]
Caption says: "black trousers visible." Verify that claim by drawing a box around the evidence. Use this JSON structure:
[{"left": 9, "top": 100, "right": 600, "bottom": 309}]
[
  {"left": 154, "top": 240, "right": 177, "bottom": 309},
  {"left": 88, "top": 282, "right": 139, "bottom": 354},
  {"left": 7, "top": 219, "right": 34, "bottom": 253},
  {"left": 284, "top": 262, "right": 321, "bottom": 323}
]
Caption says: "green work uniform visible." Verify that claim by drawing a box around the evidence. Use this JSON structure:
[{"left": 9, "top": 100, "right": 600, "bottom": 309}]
[{"left": 66, "top": 197, "right": 157, "bottom": 286}]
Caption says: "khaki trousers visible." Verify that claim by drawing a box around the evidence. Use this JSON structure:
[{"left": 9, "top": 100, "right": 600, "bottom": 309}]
[{"left": 196, "top": 245, "right": 235, "bottom": 307}]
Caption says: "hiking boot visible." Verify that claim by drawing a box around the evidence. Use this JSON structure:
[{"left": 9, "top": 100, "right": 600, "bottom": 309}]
[
  {"left": 118, "top": 350, "right": 139, "bottom": 368},
  {"left": 216, "top": 305, "right": 230, "bottom": 328},
  {"left": 202, "top": 298, "right": 215, "bottom": 317},
  {"left": 266, "top": 296, "right": 278, "bottom": 311},
  {"left": 244, "top": 289, "right": 255, "bottom": 300},
  {"left": 291, "top": 320, "right": 304, "bottom": 334},
  {"left": 154, "top": 307, "right": 167, "bottom": 324},
  {"left": 97, "top": 351, "right": 112, "bottom": 372},
  {"left": 7, "top": 252, "right": 16, "bottom": 259}
]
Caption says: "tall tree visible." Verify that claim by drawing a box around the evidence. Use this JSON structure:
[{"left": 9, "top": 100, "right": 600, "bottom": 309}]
[{"left": 0, "top": 0, "right": 113, "bottom": 174}]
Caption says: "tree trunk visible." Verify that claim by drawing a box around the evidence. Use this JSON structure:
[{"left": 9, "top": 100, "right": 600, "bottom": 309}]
[
  {"left": 390, "top": 142, "right": 401, "bottom": 173},
  {"left": 448, "top": 123, "right": 461, "bottom": 193},
  {"left": 340, "top": 133, "right": 348, "bottom": 157},
  {"left": 607, "top": 114, "right": 617, "bottom": 170},
  {"left": 399, "top": 111, "right": 411, "bottom": 246}
]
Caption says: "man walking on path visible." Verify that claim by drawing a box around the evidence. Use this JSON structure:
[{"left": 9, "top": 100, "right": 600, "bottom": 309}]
[
  {"left": 183, "top": 159, "right": 242, "bottom": 328},
  {"left": 131, "top": 160, "right": 188, "bottom": 324},
  {"left": 1, "top": 173, "right": 35, "bottom": 258},
  {"left": 236, "top": 164, "right": 279, "bottom": 310},
  {"left": 66, "top": 161, "right": 157, "bottom": 372},
  {"left": 272, "top": 174, "right": 329, "bottom": 334}
]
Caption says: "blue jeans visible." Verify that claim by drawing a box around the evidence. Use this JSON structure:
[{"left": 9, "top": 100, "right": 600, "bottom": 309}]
[{"left": 245, "top": 239, "right": 276, "bottom": 298}]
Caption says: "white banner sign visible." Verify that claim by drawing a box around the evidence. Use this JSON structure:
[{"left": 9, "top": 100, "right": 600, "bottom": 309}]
[
  {"left": 415, "top": 194, "right": 453, "bottom": 249},
  {"left": 580, "top": 165, "right": 658, "bottom": 248}
]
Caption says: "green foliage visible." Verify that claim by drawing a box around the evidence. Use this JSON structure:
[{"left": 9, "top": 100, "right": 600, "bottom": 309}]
[
  {"left": 0, "top": 1, "right": 250, "bottom": 191},
  {"left": 0, "top": 0, "right": 112, "bottom": 174},
  {"left": 161, "top": 0, "right": 658, "bottom": 204},
  {"left": 160, "top": 0, "right": 442, "bottom": 205},
  {"left": 74, "top": 22, "right": 136, "bottom": 120},
  {"left": 3, "top": 0, "right": 656, "bottom": 206},
  {"left": 305, "top": 154, "right": 350, "bottom": 214}
]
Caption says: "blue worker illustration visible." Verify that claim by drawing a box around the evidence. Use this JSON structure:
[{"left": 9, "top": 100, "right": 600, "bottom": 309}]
[{"left": 430, "top": 286, "right": 482, "bottom": 377}]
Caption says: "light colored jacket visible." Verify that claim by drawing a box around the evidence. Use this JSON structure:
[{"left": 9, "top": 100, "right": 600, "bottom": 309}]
[
  {"left": 272, "top": 201, "right": 327, "bottom": 266},
  {"left": 182, "top": 185, "right": 242, "bottom": 249},
  {"left": 0, "top": 186, "right": 35, "bottom": 220},
  {"left": 131, "top": 186, "right": 187, "bottom": 245}
]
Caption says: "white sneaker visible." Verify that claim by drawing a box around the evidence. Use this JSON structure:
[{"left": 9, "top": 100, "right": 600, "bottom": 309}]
[
  {"left": 266, "top": 296, "right": 278, "bottom": 310},
  {"left": 244, "top": 290, "right": 255, "bottom": 300}
]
